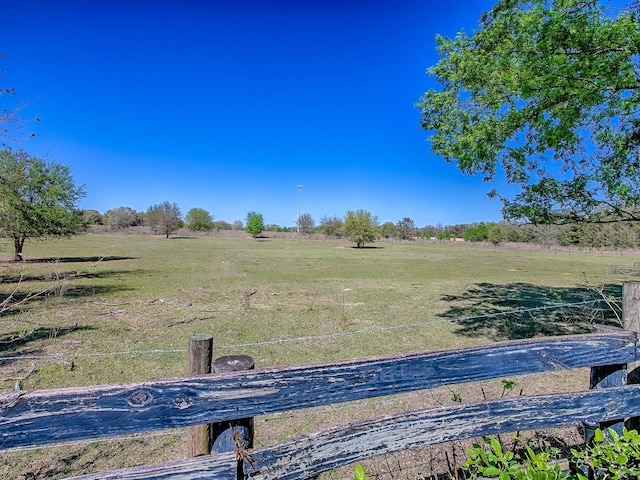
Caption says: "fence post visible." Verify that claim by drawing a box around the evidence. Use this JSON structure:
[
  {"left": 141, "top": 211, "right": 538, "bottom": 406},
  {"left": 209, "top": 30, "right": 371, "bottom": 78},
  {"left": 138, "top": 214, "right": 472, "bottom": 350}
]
[
  {"left": 186, "top": 334, "right": 214, "bottom": 457},
  {"left": 578, "top": 320, "right": 628, "bottom": 479},
  {"left": 210, "top": 355, "right": 255, "bottom": 479},
  {"left": 623, "top": 282, "right": 640, "bottom": 431},
  {"left": 585, "top": 282, "right": 639, "bottom": 445}
]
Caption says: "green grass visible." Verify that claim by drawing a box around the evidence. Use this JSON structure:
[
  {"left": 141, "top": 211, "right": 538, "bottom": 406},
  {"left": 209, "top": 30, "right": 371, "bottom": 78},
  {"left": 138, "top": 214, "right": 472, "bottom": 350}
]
[{"left": 0, "top": 232, "right": 632, "bottom": 478}]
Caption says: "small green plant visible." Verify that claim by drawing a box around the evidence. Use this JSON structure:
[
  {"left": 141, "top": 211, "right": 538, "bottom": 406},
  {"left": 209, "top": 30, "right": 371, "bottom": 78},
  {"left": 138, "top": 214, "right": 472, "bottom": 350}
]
[
  {"left": 465, "top": 436, "right": 568, "bottom": 479},
  {"left": 449, "top": 386, "right": 462, "bottom": 403},
  {"left": 354, "top": 463, "right": 371, "bottom": 480},
  {"left": 465, "top": 437, "right": 525, "bottom": 479},
  {"left": 501, "top": 379, "right": 517, "bottom": 397},
  {"left": 463, "top": 428, "right": 640, "bottom": 480},
  {"left": 572, "top": 427, "right": 640, "bottom": 479}
]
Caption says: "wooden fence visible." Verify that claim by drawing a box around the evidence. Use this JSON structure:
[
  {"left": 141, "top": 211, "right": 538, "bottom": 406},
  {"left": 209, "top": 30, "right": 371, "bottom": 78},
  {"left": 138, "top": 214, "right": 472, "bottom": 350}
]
[{"left": 2, "top": 283, "right": 640, "bottom": 479}]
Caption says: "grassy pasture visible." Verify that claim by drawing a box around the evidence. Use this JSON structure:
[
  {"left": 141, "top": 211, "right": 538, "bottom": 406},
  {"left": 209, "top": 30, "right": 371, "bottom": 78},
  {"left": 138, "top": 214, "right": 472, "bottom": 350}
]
[{"left": 0, "top": 232, "right": 632, "bottom": 478}]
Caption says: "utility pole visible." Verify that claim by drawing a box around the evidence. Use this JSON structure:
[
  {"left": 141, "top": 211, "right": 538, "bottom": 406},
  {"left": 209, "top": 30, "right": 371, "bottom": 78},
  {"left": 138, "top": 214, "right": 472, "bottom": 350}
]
[{"left": 297, "top": 184, "right": 302, "bottom": 234}]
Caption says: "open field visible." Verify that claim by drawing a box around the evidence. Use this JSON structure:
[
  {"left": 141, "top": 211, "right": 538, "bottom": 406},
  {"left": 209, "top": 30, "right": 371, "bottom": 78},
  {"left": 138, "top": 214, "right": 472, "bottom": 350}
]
[{"left": 0, "top": 232, "right": 634, "bottom": 478}]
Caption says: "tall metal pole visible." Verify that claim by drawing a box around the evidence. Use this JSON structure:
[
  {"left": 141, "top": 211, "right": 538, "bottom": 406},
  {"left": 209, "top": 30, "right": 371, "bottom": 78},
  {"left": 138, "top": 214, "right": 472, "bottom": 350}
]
[{"left": 297, "top": 185, "right": 302, "bottom": 234}]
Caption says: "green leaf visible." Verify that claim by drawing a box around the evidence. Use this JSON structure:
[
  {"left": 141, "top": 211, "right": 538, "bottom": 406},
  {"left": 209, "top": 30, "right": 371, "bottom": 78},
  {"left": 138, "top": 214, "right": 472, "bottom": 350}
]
[
  {"left": 482, "top": 466, "right": 503, "bottom": 476},
  {"left": 594, "top": 428, "right": 605, "bottom": 443},
  {"left": 491, "top": 437, "right": 504, "bottom": 456}
]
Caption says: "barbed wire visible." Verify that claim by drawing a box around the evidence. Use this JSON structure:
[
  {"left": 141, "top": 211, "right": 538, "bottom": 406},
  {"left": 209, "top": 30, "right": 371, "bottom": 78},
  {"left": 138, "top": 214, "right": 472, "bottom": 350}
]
[
  {"left": 3, "top": 298, "right": 623, "bottom": 361},
  {"left": 0, "top": 297, "right": 619, "bottom": 363},
  {"left": 0, "top": 349, "right": 187, "bottom": 362}
]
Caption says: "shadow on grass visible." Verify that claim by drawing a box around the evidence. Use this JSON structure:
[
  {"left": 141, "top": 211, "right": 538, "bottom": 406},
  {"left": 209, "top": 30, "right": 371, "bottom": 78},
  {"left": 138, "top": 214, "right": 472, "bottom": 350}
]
[
  {"left": 57, "top": 283, "right": 135, "bottom": 299},
  {"left": 0, "top": 324, "right": 95, "bottom": 355},
  {"left": 21, "top": 255, "right": 138, "bottom": 263},
  {"left": 0, "top": 270, "right": 143, "bottom": 284},
  {"left": 439, "top": 282, "right": 622, "bottom": 340},
  {"left": 0, "top": 284, "right": 135, "bottom": 319}
]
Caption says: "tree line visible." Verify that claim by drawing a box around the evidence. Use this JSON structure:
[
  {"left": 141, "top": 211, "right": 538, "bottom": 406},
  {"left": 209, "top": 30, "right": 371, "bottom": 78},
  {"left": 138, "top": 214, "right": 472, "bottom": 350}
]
[{"left": 88, "top": 205, "right": 640, "bottom": 250}]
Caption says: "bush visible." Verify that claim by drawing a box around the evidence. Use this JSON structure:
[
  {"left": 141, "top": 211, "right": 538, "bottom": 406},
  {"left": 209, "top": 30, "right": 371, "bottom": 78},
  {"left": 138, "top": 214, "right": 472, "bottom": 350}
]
[
  {"left": 462, "top": 428, "right": 640, "bottom": 480},
  {"left": 572, "top": 427, "right": 640, "bottom": 479}
]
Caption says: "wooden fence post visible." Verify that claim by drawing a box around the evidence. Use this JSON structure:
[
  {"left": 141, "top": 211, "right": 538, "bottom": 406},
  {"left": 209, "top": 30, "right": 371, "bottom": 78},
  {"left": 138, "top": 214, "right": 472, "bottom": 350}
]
[
  {"left": 623, "top": 282, "right": 640, "bottom": 431},
  {"left": 587, "top": 342, "right": 626, "bottom": 438},
  {"left": 186, "top": 334, "right": 214, "bottom": 457},
  {"left": 585, "top": 282, "right": 639, "bottom": 444},
  {"left": 210, "top": 355, "right": 255, "bottom": 479}
]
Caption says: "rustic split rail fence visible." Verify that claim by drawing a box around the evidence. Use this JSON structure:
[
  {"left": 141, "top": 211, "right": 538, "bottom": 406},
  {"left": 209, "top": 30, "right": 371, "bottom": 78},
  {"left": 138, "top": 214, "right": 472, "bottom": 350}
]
[{"left": 2, "top": 284, "right": 640, "bottom": 479}]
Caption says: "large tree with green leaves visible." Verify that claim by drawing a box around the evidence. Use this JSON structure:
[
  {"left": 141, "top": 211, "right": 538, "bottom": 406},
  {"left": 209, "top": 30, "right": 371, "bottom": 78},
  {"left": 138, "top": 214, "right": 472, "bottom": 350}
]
[
  {"left": 0, "top": 149, "right": 86, "bottom": 260},
  {"left": 342, "top": 209, "right": 379, "bottom": 248},
  {"left": 146, "top": 201, "right": 183, "bottom": 238},
  {"left": 185, "top": 207, "right": 214, "bottom": 232},
  {"left": 418, "top": 0, "right": 640, "bottom": 224}
]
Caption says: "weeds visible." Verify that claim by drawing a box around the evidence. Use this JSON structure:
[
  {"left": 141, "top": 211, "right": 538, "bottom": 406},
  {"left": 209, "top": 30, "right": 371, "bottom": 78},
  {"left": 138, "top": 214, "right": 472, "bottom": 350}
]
[{"left": 461, "top": 428, "right": 640, "bottom": 480}]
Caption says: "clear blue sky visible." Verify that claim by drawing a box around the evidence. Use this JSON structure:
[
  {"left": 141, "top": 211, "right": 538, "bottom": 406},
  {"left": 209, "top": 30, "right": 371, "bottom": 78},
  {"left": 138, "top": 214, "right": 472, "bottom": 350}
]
[{"left": 4, "top": 0, "right": 506, "bottom": 228}]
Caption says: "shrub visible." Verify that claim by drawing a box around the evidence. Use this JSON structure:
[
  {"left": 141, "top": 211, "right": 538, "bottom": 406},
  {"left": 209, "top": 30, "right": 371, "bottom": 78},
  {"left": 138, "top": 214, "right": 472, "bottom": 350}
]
[{"left": 462, "top": 428, "right": 640, "bottom": 480}]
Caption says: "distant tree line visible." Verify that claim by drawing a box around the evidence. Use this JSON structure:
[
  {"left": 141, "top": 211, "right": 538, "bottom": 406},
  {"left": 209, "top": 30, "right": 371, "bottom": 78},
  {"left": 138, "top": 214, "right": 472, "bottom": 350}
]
[
  {"left": 80, "top": 205, "right": 640, "bottom": 250},
  {"left": 418, "top": 221, "right": 640, "bottom": 250}
]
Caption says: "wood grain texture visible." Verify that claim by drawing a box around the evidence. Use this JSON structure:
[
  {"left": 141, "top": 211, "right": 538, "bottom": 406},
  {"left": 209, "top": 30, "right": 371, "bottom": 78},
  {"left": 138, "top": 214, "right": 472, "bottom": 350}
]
[
  {"left": 66, "top": 385, "right": 640, "bottom": 480},
  {"left": 187, "top": 334, "right": 214, "bottom": 457},
  {"left": 1, "top": 332, "right": 635, "bottom": 449},
  {"left": 246, "top": 384, "right": 640, "bottom": 480},
  {"left": 65, "top": 451, "right": 238, "bottom": 480}
]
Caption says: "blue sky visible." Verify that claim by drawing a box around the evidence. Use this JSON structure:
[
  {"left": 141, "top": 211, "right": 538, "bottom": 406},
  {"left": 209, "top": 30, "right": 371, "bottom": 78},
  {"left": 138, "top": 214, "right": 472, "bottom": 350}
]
[{"left": 4, "top": 0, "right": 505, "bottom": 228}]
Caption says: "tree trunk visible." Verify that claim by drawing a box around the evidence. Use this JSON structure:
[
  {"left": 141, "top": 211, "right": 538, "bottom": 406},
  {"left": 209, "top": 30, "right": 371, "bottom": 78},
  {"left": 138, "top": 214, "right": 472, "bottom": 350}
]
[{"left": 13, "top": 235, "right": 25, "bottom": 261}]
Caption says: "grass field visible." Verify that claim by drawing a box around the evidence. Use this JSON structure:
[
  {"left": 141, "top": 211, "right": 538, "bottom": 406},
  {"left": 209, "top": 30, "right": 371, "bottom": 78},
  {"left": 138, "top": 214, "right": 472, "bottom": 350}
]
[{"left": 0, "top": 231, "right": 633, "bottom": 478}]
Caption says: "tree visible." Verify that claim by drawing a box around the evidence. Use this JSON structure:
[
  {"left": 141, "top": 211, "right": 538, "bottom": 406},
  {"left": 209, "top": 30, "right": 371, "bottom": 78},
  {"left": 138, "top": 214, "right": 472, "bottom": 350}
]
[
  {"left": 488, "top": 224, "right": 506, "bottom": 246},
  {"left": 463, "top": 222, "right": 491, "bottom": 242},
  {"left": 185, "top": 207, "right": 214, "bottom": 231},
  {"left": 104, "top": 206, "right": 140, "bottom": 230},
  {"left": 232, "top": 220, "right": 244, "bottom": 231},
  {"left": 396, "top": 217, "right": 416, "bottom": 240},
  {"left": 418, "top": 0, "right": 640, "bottom": 224},
  {"left": 82, "top": 209, "right": 103, "bottom": 225},
  {"left": 245, "top": 211, "right": 265, "bottom": 238},
  {"left": 296, "top": 213, "right": 315, "bottom": 234},
  {"left": 146, "top": 201, "right": 182, "bottom": 238},
  {"left": 0, "top": 149, "right": 85, "bottom": 260},
  {"left": 342, "top": 209, "right": 379, "bottom": 248},
  {"left": 213, "top": 220, "right": 233, "bottom": 231},
  {"left": 319, "top": 215, "right": 344, "bottom": 237},
  {"left": 380, "top": 221, "right": 396, "bottom": 239}
]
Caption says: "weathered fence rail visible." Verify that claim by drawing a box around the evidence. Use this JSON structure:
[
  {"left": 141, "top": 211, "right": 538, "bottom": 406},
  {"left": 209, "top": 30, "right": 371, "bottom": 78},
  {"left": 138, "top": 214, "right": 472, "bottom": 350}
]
[
  {"left": 2, "top": 283, "right": 640, "bottom": 479},
  {"left": 72, "top": 385, "right": 640, "bottom": 480}
]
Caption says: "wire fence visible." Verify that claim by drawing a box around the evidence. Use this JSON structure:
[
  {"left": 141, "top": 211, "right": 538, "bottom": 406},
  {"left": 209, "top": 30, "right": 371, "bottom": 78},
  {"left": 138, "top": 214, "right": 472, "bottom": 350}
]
[{"left": 0, "top": 297, "right": 619, "bottom": 363}]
